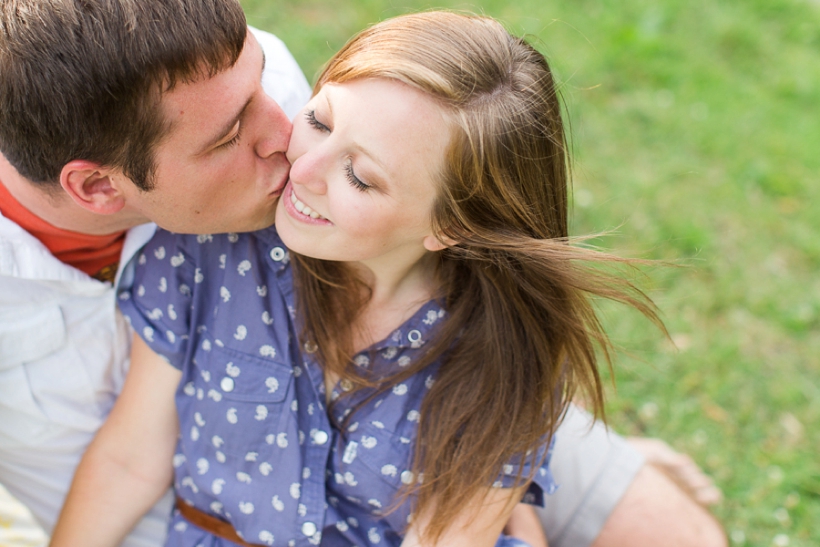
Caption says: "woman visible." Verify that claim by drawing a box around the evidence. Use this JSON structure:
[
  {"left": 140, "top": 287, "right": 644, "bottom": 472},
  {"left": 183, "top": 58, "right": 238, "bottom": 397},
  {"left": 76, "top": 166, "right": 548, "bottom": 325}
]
[{"left": 50, "top": 11, "right": 656, "bottom": 547}]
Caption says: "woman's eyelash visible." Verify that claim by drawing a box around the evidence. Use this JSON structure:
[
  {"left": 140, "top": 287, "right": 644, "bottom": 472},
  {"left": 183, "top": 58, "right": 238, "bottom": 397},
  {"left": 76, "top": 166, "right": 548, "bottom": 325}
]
[
  {"left": 305, "top": 109, "right": 329, "bottom": 131},
  {"left": 305, "top": 109, "right": 369, "bottom": 191},
  {"left": 345, "top": 162, "right": 370, "bottom": 192}
]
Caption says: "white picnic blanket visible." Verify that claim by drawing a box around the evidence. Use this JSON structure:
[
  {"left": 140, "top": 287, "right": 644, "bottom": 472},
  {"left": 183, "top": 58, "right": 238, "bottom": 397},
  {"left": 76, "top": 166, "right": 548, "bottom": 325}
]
[{"left": 0, "top": 485, "right": 47, "bottom": 547}]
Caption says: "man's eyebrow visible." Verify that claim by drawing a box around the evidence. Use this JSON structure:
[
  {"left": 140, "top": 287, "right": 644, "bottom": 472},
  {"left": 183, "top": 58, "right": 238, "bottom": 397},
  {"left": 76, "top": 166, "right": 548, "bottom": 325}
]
[
  {"left": 198, "top": 47, "right": 266, "bottom": 154},
  {"left": 198, "top": 96, "right": 252, "bottom": 153}
]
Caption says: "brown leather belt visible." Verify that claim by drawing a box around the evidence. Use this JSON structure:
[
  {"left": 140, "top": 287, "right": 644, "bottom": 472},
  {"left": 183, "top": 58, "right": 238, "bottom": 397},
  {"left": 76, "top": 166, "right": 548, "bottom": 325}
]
[{"left": 175, "top": 497, "right": 264, "bottom": 547}]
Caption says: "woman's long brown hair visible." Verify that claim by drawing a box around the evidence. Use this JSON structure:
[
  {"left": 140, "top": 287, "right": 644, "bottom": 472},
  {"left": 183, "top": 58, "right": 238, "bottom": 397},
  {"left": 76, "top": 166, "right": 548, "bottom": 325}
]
[{"left": 291, "top": 11, "right": 662, "bottom": 542}]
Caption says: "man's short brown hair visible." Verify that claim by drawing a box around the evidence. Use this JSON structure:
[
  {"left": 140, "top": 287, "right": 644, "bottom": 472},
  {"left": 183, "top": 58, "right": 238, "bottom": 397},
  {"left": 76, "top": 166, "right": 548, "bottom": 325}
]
[{"left": 0, "top": 0, "right": 247, "bottom": 191}]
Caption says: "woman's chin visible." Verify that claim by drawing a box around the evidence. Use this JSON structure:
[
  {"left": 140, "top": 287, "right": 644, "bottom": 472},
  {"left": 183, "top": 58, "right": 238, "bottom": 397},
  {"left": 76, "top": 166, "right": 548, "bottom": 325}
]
[{"left": 274, "top": 207, "right": 324, "bottom": 259}]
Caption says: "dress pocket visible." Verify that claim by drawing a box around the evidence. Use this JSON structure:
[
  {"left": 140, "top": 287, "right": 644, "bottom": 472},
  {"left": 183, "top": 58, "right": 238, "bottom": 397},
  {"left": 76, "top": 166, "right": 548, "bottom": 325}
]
[
  {"left": 334, "top": 421, "right": 415, "bottom": 530},
  {"left": 177, "top": 341, "right": 295, "bottom": 460}
]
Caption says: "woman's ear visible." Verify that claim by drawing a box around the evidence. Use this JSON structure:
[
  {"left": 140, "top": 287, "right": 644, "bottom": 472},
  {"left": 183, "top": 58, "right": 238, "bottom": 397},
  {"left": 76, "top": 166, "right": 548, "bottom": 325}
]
[
  {"left": 423, "top": 233, "right": 459, "bottom": 252},
  {"left": 60, "top": 160, "right": 126, "bottom": 215}
]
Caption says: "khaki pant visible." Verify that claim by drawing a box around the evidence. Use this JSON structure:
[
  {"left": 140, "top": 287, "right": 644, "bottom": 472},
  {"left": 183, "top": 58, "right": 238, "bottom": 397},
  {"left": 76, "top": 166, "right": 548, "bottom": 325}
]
[{"left": 538, "top": 405, "right": 645, "bottom": 547}]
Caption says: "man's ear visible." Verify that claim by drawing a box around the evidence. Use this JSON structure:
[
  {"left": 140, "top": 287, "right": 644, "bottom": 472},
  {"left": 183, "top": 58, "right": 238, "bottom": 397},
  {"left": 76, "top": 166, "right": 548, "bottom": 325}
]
[
  {"left": 423, "top": 233, "right": 459, "bottom": 252},
  {"left": 59, "top": 160, "right": 126, "bottom": 215}
]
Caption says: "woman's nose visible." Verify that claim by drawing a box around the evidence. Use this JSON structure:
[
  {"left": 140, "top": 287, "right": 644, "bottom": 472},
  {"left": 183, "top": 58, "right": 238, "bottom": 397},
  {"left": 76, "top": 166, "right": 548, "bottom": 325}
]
[{"left": 288, "top": 149, "right": 328, "bottom": 196}]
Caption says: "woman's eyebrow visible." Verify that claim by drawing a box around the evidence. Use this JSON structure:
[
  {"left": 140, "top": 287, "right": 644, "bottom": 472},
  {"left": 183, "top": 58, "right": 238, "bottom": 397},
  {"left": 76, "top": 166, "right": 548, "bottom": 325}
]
[
  {"left": 325, "top": 90, "right": 333, "bottom": 117},
  {"left": 325, "top": 92, "right": 387, "bottom": 175}
]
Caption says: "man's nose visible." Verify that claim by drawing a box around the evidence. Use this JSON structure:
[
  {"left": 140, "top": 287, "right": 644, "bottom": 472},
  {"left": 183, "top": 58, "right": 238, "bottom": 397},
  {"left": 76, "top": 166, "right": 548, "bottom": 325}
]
[{"left": 255, "top": 97, "right": 292, "bottom": 159}]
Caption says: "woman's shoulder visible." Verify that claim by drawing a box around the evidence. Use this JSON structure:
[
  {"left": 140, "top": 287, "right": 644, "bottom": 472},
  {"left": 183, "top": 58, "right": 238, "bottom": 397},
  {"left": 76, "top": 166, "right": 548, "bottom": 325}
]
[{"left": 136, "top": 227, "right": 290, "bottom": 283}]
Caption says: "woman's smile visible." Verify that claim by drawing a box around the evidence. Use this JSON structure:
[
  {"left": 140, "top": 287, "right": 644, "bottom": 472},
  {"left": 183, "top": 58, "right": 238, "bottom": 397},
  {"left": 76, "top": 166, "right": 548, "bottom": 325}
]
[{"left": 282, "top": 180, "right": 332, "bottom": 225}]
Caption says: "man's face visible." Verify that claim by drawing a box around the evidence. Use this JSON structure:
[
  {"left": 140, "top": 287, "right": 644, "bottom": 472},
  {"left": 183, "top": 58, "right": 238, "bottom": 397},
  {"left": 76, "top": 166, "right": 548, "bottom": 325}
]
[{"left": 119, "top": 33, "right": 292, "bottom": 234}]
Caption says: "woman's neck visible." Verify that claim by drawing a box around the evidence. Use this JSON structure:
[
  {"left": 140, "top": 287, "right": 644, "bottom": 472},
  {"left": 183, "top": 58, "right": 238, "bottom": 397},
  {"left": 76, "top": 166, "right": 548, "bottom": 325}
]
[{"left": 348, "top": 250, "right": 439, "bottom": 354}]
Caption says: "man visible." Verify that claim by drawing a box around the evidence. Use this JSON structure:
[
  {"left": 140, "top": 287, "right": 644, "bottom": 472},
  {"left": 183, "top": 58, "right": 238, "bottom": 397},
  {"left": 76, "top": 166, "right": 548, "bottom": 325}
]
[
  {"left": 0, "top": 2, "right": 306, "bottom": 545},
  {"left": 0, "top": 1, "right": 725, "bottom": 546}
]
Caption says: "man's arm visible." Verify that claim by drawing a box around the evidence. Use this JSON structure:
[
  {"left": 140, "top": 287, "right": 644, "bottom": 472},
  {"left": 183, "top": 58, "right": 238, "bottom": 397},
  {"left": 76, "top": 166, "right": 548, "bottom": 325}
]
[
  {"left": 250, "top": 26, "right": 312, "bottom": 119},
  {"left": 400, "top": 486, "right": 541, "bottom": 547},
  {"left": 50, "top": 334, "right": 181, "bottom": 547},
  {"left": 536, "top": 404, "right": 726, "bottom": 547}
]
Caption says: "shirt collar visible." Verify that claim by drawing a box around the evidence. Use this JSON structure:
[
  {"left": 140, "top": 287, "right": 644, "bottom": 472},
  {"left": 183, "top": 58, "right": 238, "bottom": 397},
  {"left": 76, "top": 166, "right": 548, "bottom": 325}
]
[
  {"left": 252, "top": 226, "right": 290, "bottom": 273},
  {"left": 364, "top": 299, "right": 447, "bottom": 353}
]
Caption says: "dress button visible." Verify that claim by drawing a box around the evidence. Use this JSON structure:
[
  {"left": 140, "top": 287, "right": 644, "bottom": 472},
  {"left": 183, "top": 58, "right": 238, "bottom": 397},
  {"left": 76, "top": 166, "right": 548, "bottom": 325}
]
[
  {"left": 339, "top": 379, "right": 354, "bottom": 392},
  {"left": 303, "top": 340, "right": 318, "bottom": 354},
  {"left": 301, "top": 522, "right": 317, "bottom": 536},
  {"left": 313, "top": 430, "right": 329, "bottom": 445},
  {"left": 270, "top": 247, "right": 286, "bottom": 261},
  {"left": 401, "top": 470, "right": 415, "bottom": 484},
  {"left": 220, "top": 377, "right": 235, "bottom": 392},
  {"left": 407, "top": 329, "right": 422, "bottom": 343}
]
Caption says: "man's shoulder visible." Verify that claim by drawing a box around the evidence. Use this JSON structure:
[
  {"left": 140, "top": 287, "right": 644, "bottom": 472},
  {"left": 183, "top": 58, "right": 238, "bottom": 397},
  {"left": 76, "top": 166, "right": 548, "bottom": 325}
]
[
  {"left": 0, "top": 212, "right": 89, "bottom": 282},
  {"left": 248, "top": 26, "right": 288, "bottom": 55},
  {"left": 115, "top": 223, "right": 157, "bottom": 290},
  {"left": 249, "top": 26, "right": 311, "bottom": 119}
]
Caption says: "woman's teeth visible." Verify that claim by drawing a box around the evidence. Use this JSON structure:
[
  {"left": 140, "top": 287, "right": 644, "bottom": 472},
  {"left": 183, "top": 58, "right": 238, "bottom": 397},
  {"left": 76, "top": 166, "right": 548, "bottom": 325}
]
[{"left": 291, "top": 190, "right": 325, "bottom": 219}]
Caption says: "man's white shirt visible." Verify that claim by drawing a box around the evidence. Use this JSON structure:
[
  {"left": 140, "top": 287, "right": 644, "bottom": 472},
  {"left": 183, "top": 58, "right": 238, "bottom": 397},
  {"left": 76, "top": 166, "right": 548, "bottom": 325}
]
[{"left": 0, "top": 27, "right": 310, "bottom": 547}]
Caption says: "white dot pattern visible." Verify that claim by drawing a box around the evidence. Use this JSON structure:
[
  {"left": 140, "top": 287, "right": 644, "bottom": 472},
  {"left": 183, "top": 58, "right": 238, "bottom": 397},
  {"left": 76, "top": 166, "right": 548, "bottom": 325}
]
[{"left": 119, "top": 228, "right": 555, "bottom": 547}]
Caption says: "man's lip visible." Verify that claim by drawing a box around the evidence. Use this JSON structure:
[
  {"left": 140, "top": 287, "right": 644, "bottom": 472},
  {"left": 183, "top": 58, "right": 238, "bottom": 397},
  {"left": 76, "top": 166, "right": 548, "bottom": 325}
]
[{"left": 270, "top": 167, "right": 290, "bottom": 196}]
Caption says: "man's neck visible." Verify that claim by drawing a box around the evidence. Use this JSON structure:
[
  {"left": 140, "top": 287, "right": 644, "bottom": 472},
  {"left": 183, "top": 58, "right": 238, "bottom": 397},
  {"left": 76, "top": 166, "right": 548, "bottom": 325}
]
[{"left": 0, "top": 153, "right": 143, "bottom": 236}]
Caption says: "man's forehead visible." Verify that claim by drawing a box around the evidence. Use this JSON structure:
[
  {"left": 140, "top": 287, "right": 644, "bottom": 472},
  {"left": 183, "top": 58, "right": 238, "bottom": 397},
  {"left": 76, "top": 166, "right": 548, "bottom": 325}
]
[{"left": 158, "top": 34, "right": 263, "bottom": 145}]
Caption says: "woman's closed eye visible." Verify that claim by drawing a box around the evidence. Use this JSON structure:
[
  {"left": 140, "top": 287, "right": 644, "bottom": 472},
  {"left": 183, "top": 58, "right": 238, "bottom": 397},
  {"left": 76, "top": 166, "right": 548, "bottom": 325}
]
[
  {"left": 305, "top": 109, "right": 329, "bottom": 132},
  {"left": 345, "top": 162, "right": 371, "bottom": 192},
  {"left": 306, "top": 108, "right": 372, "bottom": 192}
]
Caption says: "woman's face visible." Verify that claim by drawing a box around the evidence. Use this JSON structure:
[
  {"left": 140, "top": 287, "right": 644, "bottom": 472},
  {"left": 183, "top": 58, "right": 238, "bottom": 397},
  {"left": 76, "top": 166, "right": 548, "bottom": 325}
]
[{"left": 276, "top": 78, "right": 452, "bottom": 267}]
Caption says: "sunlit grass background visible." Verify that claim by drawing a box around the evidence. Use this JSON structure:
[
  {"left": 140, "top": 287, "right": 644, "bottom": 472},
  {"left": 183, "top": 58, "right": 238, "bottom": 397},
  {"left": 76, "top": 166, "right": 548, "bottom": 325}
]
[{"left": 243, "top": 1, "right": 819, "bottom": 545}]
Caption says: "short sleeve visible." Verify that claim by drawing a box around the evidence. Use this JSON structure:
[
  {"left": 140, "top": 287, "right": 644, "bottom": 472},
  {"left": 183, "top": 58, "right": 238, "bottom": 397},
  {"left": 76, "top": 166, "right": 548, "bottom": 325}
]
[
  {"left": 495, "top": 536, "right": 534, "bottom": 547},
  {"left": 497, "top": 435, "right": 558, "bottom": 507},
  {"left": 117, "top": 229, "right": 196, "bottom": 369}
]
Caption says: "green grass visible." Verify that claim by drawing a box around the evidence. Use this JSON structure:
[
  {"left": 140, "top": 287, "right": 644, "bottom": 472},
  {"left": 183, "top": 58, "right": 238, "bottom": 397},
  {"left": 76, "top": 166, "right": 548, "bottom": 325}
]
[{"left": 243, "top": 1, "right": 820, "bottom": 544}]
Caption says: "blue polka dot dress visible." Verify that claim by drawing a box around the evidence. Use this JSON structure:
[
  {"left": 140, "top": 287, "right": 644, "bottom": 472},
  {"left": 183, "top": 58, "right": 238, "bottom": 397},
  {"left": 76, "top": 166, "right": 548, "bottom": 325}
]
[{"left": 119, "top": 227, "right": 556, "bottom": 547}]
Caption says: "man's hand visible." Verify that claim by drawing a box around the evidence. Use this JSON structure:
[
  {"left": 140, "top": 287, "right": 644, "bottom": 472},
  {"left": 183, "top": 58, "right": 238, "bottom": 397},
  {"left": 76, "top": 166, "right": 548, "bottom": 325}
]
[{"left": 504, "top": 503, "right": 548, "bottom": 547}]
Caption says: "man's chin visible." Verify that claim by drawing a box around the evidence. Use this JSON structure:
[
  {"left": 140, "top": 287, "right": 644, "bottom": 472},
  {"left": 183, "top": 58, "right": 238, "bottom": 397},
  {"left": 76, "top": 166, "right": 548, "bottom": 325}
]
[
  {"left": 161, "top": 211, "right": 277, "bottom": 236},
  {"left": 231, "top": 214, "right": 277, "bottom": 234}
]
